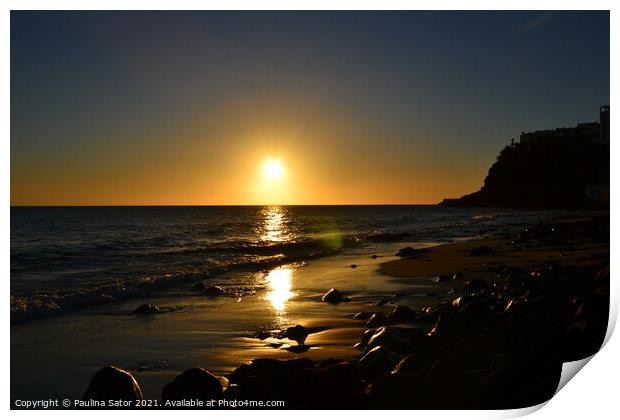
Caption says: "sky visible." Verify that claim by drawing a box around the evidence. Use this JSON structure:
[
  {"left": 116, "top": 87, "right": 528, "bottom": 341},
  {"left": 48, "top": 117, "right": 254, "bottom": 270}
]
[{"left": 10, "top": 11, "right": 610, "bottom": 205}]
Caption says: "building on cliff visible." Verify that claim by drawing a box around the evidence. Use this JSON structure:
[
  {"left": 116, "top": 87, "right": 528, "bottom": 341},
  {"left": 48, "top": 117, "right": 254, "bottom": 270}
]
[{"left": 439, "top": 105, "right": 609, "bottom": 209}]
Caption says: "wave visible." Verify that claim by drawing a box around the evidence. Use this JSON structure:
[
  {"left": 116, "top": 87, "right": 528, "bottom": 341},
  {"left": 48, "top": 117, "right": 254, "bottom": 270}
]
[{"left": 10, "top": 235, "right": 366, "bottom": 324}]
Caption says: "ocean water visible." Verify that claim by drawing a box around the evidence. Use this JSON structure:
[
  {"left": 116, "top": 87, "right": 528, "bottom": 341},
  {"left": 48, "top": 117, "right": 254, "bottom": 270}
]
[{"left": 11, "top": 205, "right": 559, "bottom": 323}]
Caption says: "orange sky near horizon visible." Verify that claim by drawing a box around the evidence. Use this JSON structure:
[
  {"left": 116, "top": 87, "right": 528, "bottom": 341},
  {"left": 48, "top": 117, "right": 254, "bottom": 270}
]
[{"left": 10, "top": 98, "right": 489, "bottom": 206}]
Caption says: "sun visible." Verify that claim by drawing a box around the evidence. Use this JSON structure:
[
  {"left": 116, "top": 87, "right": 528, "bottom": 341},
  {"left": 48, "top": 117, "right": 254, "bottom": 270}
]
[{"left": 262, "top": 158, "right": 285, "bottom": 181}]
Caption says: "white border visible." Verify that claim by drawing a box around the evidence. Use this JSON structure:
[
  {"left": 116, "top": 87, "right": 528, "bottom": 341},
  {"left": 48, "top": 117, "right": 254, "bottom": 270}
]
[{"left": 3, "top": 2, "right": 616, "bottom": 419}]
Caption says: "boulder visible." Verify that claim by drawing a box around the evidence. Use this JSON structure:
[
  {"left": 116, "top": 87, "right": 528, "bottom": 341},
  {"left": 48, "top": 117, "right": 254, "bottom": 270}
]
[
  {"left": 359, "top": 346, "right": 401, "bottom": 381},
  {"left": 286, "top": 325, "right": 309, "bottom": 345},
  {"left": 82, "top": 365, "right": 143, "bottom": 401},
  {"left": 204, "top": 285, "right": 226, "bottom": 296},
  {"left": 366, "top": 312, "right": 388, "bottom": 328},
  {"left": 391, "top": 354, "right": 435, "bottom": 375},
  {"left": 367, "top": 326, "right": 413, "bottom": 354},
  {"left": 395, "top": 246, "right": 422, "bottom": 257},
  {"left": 230, "top": 358, "right": 315, "bottom": 399},
  {"left": 353, "top": 311, "right": 373, "bottom": 321},
  {"left": 286, "top": 362, "right": 363, "bottom": 408},
  {"left": 434, "top": 274, "right": 451, "bottom": 283},
  {"left": 321, "top": 288, "right": 350, "bottom": 303},
  {"left": 464, "top": 278, "right": 490, "bottom": 294},
  {"left": 132, "top": 304, "right": 160, "bottom": 315},
  {"left": 387, "top": 305, "right": 417, "bottom": 324},
  {"left": 161, "top": 368, "right": 224, "bottom": 402}
]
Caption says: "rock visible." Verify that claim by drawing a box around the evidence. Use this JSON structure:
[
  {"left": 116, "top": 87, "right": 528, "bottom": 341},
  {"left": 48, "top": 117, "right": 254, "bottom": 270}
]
[
  {"left": 434, "top": 274, "right": 451, "bottom": 283},
  {"left": 373, "top": 297, "right": 391, "bottom": 306},
  {"left": 231, "top": 358, "right": 315, "bottom": 399},
  {"left": 161, "top": 368, "right": 224, "bottom": 402},
  {"left": 469, "top": 245, "right": 493, "bottom": 256},
  {"left": 464, "top": 278, "right": 490, "bottom": 294},
  {"left": 392, "top": 354, "right": 435, "bottom": 375},
  {"left": 370, "top": 254, "right": 379, "bottom": 259},
  {"left": 428, "top": 307, "right": 459, "bottom": 338},
  {"left": 350, "top": 264, "right": 358, "bottom": 269},
  {"left": 367, "top": 372, "right": 438, "bottom": 409},
  {"left": 82, "top": 365, "right": 143, "bottom": 401},
  {"left": 387, "top": 305, "right": 417, "bottom": 324},
  {"left": 367, "top": 326, "right": 413, "bottom": 354},
  {"left": 359, "top": 346, "right": 401, "bottom": 381},
  {"left": 360, "top": 328, "right": 377, "bottom": 346},
  {"left": 366, "top": 312, "right": 388, "bottom": 328},
  {"left": 132, "top": 304, "right": 160, "bottom": 315},
  {"left": 286, "top": 325, "right": 309, "bottom": 345},
  {"left": 321, "top": 288, "right": 350, "bottom": 303},
  {"left": 286, "top": 362, "right": 363, "bottom": 408},
  {"left": 233, "top": 374, "right": 272, "bottom": 401},
  {"left": 204, "top": 285, "right": 226, "bottom": 296},
  {"left": 192, "top": 282, "right": 206, "bottom": 291},
  {"left": 395, "top": 246, "right": 421, "bottom": 257},
  {"left": 254, "top": 331, "right": 271, "bottom": 340},
  {"left": 353, "top": 311, "right": 373, "bottom": 320}
]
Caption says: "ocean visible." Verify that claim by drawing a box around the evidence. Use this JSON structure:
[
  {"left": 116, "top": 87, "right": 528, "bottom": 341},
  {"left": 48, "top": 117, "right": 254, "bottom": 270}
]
[{"left": 11, "top": 205, "right": 561, "bottom": 324}]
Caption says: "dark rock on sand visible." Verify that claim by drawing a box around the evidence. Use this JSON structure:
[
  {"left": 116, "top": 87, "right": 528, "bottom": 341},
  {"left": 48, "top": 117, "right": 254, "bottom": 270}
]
[
  {"left": 82, "top": 365, "right": 143, "bottom": 401},
  {"left": 353, "top": 311, "right": 373, "bottom": 320},
  {"left": 367, "top": 326, "right": 413, "bottom": 354},
  {"left": 350, "top": 264, "right": 358, "bottom": 269},
  {"left": 254, "top": 331, "right": 272, "bottom": 340},
  {"left": 286, "top": 325, "right": 309, "bottom": 345},
  {"left": 231, "top": 358, "right": 315, "bottom": 400},
  {"left": 464, "top": 278, "right": 490, "bottom": 294},
  {"left": 161, "top": 368, "right": 224, "bottom": 402},
  {"left": 286, "top": 362, "right": 364, "bottom": 408},
  {"left": 387, "top": 305, "right": 417, "bottom": 324},
  {"left": 395, "top": 246, "right": 421, "bottom": 258},
  {"left": 366, "top": 312, "right": 388, "bottom": 328},
  {"left": 428, "top": 307, "right": 459, "bottom": 338},
  {"left": 321, "top": 288, "right": 350, "bottom": 303},
  {"left": 204, "top": 285, "right": 226, "bottom": 296},
  {"left": 359, "top": 346, "right": 401, "bottom": 381},
  {"left": 133, "top": 304, "right": 160, "bottom": 315},
  {"left": 392, "top": 354, "right": 436, "bottom": 375},
  {"left": 434, "top": 274, "right": 451, "bottom": 283},
  {"left": 360, "top": 328, "right": 377, "bottom": 347}
]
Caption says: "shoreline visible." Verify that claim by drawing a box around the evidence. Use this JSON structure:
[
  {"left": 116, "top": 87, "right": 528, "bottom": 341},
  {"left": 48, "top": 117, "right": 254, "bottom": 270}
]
[{"left": 11, "top": 215, "right": 609, "bottom": 409}]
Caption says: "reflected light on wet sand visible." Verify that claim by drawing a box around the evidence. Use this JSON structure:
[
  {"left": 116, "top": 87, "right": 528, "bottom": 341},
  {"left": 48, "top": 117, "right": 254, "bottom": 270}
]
[{"left": 266, "top": 267, "right": 294, "bottom": 312}]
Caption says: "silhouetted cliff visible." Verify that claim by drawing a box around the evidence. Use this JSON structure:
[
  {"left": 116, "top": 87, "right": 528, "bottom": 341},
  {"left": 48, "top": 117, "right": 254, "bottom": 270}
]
[{"left": 440, "top": 122, "right": 609, "bottom": 209}]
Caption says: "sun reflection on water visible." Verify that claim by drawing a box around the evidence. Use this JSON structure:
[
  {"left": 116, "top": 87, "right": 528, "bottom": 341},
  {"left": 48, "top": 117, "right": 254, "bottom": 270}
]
[
  {"left": 265, "top": 267, "right": 294, "bottom": 312},
  {"left": 258, "top": 206, "right": 292, "bottom": 243}
]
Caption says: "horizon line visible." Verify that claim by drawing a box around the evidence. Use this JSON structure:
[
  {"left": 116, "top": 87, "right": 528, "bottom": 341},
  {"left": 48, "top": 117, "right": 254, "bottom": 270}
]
[{"left": 10, "top": 203, "right": 440, "bottom": 208}]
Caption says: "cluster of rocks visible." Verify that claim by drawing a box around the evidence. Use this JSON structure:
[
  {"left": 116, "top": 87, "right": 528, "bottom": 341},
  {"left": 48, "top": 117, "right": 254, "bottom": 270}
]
[
  {"left": 91, "top": 219, "right": 608, "bottom": 409},
  {"left": 90, "top": 259, "right": 607, "bottom": 409}
]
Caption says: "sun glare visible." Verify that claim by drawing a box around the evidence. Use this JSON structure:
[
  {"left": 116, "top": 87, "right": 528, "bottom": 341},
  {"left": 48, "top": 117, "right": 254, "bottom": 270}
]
[{"left": 262, "top": 159, "right": 285, "bottom": 181}]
